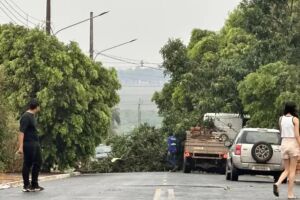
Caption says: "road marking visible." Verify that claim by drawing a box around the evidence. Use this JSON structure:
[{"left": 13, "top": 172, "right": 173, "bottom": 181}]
[
  {"left": 153, "top": 188, "right": 162, "bottom": 200},
  {"left": 163, "top": 179, "right": 167, "bottom": 185},
  {"left": 168, "top": 189, "right": 175, "bottom": 200}
]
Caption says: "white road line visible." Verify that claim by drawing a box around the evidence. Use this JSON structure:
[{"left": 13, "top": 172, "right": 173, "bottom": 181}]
[
  {"left": 163, "top": 179, "right": 167, "bottom": 185},
  {"left": 168, "top": 189, "right": 175, "bottom": 200},
  {"left": 153, "top": 188, "right": 162, "bottom": 200}
]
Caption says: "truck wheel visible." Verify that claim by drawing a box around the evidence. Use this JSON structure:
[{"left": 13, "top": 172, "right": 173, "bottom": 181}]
[
  {"left": 219, "top": 161, "right": 226, "bottom": 175},
  {"left": 183, "top": 158, "right": 192, "bottom": 173},
  {"left": 225, "top": 161, "right": 231, "bottom": 180},
  {"left": 230, "top": 163, "right": 239, "bottom": 181}
]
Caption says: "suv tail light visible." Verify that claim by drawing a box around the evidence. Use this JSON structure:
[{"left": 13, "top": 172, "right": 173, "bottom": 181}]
[
  {"left": 184, "top": 151, "right": 191, "bottom": 157},
  {"left": 235, "top": 144, "right": 242, "bottom": 155}
]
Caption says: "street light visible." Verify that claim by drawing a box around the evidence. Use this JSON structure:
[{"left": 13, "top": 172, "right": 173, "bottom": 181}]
[
  {"left": 54, "top": 11, "right": 109, "bottom": 35},
  {"left": 94, "top": 38, "right": 138, "bottom": 60}
]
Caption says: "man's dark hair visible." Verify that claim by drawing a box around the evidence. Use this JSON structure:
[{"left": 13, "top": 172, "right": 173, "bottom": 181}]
[
  {"left": 283, "top": 102, "right": 298, "bottom": 117},
  {"left": 28, "top": 99, "right": 39, "bottom": 110}
]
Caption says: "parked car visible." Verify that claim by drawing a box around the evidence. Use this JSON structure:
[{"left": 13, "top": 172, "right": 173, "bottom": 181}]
[
  {"left": 95, "top": 144, "right": 112, "bottom": 160},
  {"left": 225, "top": 128, "right": 284, "bottom": 182}
]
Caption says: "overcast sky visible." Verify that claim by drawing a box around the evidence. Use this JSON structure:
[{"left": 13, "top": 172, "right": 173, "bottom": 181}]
[{"left": 0, "top": 0, "right": 241, "bottom": 69}]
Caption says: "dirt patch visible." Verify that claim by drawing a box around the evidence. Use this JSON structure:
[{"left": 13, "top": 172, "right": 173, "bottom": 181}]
[{"left": 0, "top": 173, "right": 21, "bottom": 184}]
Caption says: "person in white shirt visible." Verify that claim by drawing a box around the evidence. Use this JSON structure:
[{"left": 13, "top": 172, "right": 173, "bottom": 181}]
[{"left": 274, "top": 102, "right": 300, "bottom": 199}]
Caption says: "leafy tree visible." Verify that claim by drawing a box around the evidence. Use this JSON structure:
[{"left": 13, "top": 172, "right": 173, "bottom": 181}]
[
  {"left": 154, "top": 0, "right": 300, "bottom": 135},
  {"left": 109, "top": 124, "right": 167, "bottom": 172},
  {"left": 0, "top": 24, "right": 120, "bottom": 171},
  {"left": 83, "top": 124, "right": 167, "bottom": 172},
  {"left": 238, "top": 62, "right": 300, "bottom": 128},
  {"left": 0, "top": 66, "right": 21, "bottom": 172}
]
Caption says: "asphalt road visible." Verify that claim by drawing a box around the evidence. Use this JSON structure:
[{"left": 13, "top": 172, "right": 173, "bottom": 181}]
[{"left": 0, "top": 172, "right": 299, "bottom": 200}]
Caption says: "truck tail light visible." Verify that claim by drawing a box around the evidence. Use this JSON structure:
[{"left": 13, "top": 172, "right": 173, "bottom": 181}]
[
  {"left": 235, "top": 144, "right": 242, "bottom": 156},
  {"left": 184, "top": 151, "right": 191, "bottom": 157}
]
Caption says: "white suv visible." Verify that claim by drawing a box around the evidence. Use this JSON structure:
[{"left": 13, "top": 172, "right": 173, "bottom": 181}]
[{"left": 225, "top": 128, "right": 284, "bottom": 182}]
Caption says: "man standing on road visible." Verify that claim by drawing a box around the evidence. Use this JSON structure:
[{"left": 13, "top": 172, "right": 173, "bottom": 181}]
[
  {"left": 167, "top": 133, "right": 178, "bottom": 172},
  {"left": 17, "top": 99, "right": 44, "bottom": 192}
]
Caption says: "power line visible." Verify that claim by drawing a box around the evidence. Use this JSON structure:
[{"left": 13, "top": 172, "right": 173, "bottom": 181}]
[
  {"left": 2, "top": 0, "right": 37, "bottom": 26},
  {"left": 95, "top": 52, "right": 142, "bottom": 62},
  {"left": 98, "top": 53, "right": 163, "bottom": 71},
  {"left": 99, "top": 53, "right": 140, "bottom": 65},
  {"left": 0, "top": 3, "right": 17, "bottom": 24},
  {"left": 9, "top": 0, "right": 43, "bottom": 22},
  {"left": 97, "top": 52, "right": 162, "bottom": 66},
  {"left": 0, "top": 1, "right": 28, "bottom": 26}
]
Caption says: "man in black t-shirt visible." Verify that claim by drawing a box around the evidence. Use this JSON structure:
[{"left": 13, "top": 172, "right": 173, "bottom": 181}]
[{"left": 17, "top": 99, "right": 44, "bottom": 192}]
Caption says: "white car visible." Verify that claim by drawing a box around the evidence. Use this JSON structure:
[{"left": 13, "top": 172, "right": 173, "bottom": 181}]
[{"left": 225, "top": 128, "right": 284, "bottom": 182}]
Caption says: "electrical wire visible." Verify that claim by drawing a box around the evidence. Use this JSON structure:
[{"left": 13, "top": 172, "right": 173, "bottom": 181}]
[
  {"left": 98, "top": 53, "right": 163, "bottom": 71},
  {"left": 95, "top": 52, "right": 142, "bottom": 63},
  {"left": 9, "top": 0, "right": 42, "bottom": 22},
  {"left": 2, "top": 0, "right": 37, "bottom": 26},
  {"left": 97, "top": 52, "right": 162, "bottom": 66},
  {"left": 0, "top": 3, "right": 17, "bottom": 24},
  {"left": 98, "top": 53, "right": 140, "bottom": 65},
  {"left": 0, "top": 1, "right": 28, "bottom": 26}
]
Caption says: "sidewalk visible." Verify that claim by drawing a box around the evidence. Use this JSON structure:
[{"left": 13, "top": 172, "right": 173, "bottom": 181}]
[{"left": 0, "top": 172, "right": 80, "bottom": 190}]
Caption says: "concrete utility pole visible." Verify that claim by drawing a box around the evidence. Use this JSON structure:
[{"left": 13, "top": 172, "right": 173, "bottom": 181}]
[
  {"left": 46, "top": 0, "right": 51, "bottom": 34},
  {"left": 90, "top": 12, "right": 94, "bottom": 59}
]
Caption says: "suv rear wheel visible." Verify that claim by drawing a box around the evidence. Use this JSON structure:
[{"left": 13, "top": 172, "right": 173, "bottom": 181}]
[
  {"left": 225, "top": 161, "right": 231, "bottom": 180},
  {"left": 230, "top": 162, "right": 239, "bottom": 181}
]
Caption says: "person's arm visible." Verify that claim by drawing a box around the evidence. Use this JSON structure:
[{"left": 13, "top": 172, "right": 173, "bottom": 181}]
[
  {"left": 17, "top": 132, "right": 24, "bottom": 154},
  {"left": 17, "top": 115, "right": 28, "bottom": 154},
  {"left": 293, "top": 117, "right": 300, "bottom": 146}
]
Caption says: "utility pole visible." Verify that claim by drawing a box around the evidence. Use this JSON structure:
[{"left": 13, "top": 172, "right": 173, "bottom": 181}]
[
  {"left": 90, "top": 12, "right": 94, "bottom": 59},
  {"left": 140, "top": 60, "right": 144, "bottom": 68},
  {"left": 138, "top": 98, "right": 142, "bottom": 126},
  {"left": 46, "top": 0, "right": 51, "bottom": 34}
]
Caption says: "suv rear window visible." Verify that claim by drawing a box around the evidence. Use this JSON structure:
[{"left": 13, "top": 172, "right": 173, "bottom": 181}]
[{"left": 238, "top": 131, "right": 281, "bottom": 145}]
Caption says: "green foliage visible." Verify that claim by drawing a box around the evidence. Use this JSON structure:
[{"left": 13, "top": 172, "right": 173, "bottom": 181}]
[
  {"left": 0, "top": 24, "right": 120, "bottom": 171},
  {"left": 0, "top": 66, "right": 21, "bottom": 172},
  {"left": 109, "top": 124, "right": 167, "bottom": 172},
  {"left": 154, "top": 0, "right": 300, "bottom": 134},
  {"left": 238, "top": 62, "right": 300, "bottom": 128},
  {"left": 82, "top": 124, "right": 167, "bottom": 173}
]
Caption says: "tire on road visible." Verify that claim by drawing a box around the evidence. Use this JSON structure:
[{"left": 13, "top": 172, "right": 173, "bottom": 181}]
[
  {"left": 183, "top": 158, "right": 192, "bottom": 173},
  {"left": 251, "top": 142, "right": 273, "bottom": 163},
  {"left": 230, "top": 162, "right": 239, "bottom": 181},
  {"left": 225, "top": 161, "right": 231, "bottom": 180},
  {"left": 218, "top": 160, "right": 226, "bottom": 175}
]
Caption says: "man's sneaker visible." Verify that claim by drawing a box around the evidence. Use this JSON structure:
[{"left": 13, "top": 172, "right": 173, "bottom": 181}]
[
  {"left": 22, "top": 186, "right": 31, "bottom": 192},
  {"left": 30, "top": 185, "right": 44, "bottom": 192}
]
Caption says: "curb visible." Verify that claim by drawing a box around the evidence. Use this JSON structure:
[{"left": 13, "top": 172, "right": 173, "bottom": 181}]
[{"left": 0, "top": 172, "right": 80, "bottom": 190}]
